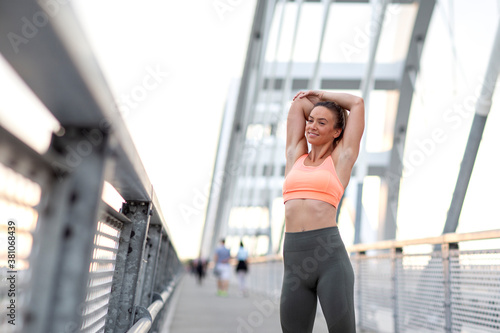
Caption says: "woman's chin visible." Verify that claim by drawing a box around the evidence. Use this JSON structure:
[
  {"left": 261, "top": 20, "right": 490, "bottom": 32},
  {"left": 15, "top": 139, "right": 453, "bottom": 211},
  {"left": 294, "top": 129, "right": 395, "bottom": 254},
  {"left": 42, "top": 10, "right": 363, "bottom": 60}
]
[{"left": 306, "top": 136, "right": 319, "bottom": 144}]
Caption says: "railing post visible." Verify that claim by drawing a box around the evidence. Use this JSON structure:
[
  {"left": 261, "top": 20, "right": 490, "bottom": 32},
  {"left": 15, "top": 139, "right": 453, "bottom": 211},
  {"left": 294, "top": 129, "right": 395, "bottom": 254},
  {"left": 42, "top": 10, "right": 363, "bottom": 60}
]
[
  {"left": 442, "top": 242, "right": 457, "bottom": 333},
  {"left": 392, "top": 247, "right": 402, "bottom": 333},
  {"left": 25, "top": 128, "right": 110, "bottom": 333},
  {"left": 155, "top": 237, "right": 170, "bottom": 291},
  {"left": 104, "top": 217, "right": 132, "bottom": 333},
  {"left": 140, "top": 224, "right": 163, "bottom": 307},
  {"left": 115, "top": 200, "right": 152, "bottom": 331},
  {"left": 355, "top": 251, "right": 365, "bottom": 328}
]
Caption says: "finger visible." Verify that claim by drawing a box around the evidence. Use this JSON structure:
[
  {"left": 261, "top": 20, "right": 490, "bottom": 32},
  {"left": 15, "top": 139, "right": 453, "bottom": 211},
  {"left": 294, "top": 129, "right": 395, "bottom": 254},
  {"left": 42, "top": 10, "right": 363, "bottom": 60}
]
[
  {"left": 293, "top": 91, "right": 303, "bottom": 101},
  {"left": 298, "top": 91, "right": 310, "bottom": 99}
]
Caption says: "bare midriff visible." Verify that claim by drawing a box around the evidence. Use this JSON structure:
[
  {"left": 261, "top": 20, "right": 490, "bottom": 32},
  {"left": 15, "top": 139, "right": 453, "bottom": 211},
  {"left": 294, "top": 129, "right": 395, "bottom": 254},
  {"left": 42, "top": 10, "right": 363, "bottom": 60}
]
[{"left": 284, "top": 198, "right": 337, "bottom": 232}]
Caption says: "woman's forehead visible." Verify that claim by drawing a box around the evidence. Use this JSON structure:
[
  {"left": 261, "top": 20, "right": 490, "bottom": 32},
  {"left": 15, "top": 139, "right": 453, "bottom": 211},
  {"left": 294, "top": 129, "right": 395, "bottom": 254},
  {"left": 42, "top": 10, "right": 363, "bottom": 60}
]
[{"left": 311, "top": 106, "right": 334, "bottom": 120}]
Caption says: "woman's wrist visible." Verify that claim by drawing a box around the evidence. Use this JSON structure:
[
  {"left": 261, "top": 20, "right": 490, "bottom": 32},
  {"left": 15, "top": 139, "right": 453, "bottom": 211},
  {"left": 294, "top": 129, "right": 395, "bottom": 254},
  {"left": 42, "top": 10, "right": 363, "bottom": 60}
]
[
  {"left": 320, "top": 91, "right": 337, "bottom": 102},
  {"left": 320, "top": 91, "right": 362, "bottom": 110}
]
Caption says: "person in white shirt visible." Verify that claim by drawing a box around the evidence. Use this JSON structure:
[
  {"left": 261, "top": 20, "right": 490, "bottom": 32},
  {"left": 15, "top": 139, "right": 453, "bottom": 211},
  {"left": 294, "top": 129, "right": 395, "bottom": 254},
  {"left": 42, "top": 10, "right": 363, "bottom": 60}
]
[{"left": 235, "top": 241, "right": 249, "bottom": 296}]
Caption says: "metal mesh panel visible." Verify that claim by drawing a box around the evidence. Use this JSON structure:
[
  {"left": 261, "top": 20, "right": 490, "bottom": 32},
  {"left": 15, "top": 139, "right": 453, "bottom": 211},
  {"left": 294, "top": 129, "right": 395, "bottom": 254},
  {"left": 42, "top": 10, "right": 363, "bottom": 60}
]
[
  {"left": 450, "top": 249, "right": 500, "bottom": 333},
  {"left": 396, "top": 252, "right": 446, "bottom": 332},
  {"left": 80, "top": 215, "right": 123, "bottom": 333},
  {"left": 0, "top": 163, "right": 41, "bottom": 333},
  {"left": 243, "top": 260, "right": 283, "bottom": 298},
  {"left": 356, "top": 254, "right": 394, "bottom": 332}
]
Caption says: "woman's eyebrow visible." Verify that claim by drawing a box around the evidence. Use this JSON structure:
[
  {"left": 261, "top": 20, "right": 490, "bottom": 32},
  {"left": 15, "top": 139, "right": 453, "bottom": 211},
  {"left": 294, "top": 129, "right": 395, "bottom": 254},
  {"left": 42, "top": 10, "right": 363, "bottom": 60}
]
[{"left": 309, "top": 115, "right": 328, "bottom": 121}]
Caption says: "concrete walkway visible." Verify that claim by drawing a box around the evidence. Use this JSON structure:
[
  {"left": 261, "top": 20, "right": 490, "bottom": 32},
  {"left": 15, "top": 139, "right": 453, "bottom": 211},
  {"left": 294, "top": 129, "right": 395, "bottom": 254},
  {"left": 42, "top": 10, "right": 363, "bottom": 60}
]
[{"left": 164, "top": 274, "right": 329, "bottom": 333}]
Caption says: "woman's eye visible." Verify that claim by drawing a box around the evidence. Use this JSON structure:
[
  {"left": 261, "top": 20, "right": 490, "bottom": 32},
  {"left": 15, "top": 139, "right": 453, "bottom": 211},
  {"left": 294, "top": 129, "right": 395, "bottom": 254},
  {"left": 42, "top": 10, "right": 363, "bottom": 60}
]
[{"left": 320, "top": 122, "right": 325, "bottom": 125}]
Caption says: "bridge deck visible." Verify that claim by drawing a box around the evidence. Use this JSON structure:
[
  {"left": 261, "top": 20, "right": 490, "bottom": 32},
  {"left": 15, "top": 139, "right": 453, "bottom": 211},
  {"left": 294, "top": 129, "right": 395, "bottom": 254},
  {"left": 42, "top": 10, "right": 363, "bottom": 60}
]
[{"left": 164, "top": 274, "right": 330, "bottom": 333}]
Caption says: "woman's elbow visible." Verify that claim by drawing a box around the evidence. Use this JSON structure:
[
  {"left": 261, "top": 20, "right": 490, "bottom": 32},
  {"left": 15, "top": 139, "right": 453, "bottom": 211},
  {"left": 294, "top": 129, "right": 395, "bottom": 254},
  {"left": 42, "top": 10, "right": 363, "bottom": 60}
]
[
  {"left": 291, "top": 97, "right": 310, "bottom": 109},
  {"left": 354, "top": 97, "right": 364, "bottom": 108}
]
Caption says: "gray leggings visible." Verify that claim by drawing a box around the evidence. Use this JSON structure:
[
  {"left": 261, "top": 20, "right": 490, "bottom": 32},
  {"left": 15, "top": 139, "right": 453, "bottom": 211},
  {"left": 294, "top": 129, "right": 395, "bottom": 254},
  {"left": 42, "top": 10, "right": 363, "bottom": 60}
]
[{"left": 280, "top": 227, "right": 356, "bottom": 333}]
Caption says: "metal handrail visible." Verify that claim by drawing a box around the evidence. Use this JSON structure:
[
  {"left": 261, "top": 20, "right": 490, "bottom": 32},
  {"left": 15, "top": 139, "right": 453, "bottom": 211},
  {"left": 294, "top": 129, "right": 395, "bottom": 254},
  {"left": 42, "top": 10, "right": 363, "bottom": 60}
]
[
  {"left": 126, "top": 280, "right": 179, "bottom": 333},
  {"left": 347, "top": 229, "right": 500, "bottom": 253}
]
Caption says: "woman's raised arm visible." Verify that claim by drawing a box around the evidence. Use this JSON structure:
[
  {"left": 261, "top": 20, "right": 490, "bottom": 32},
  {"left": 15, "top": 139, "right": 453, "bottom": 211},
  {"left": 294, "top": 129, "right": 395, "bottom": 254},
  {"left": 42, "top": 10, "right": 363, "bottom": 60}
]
[
  {"left": 285, "top": 95, "right": 315, "bottom": 167},
  {"left": 324, "top": 92, "right": 365, "bottom": 163}
]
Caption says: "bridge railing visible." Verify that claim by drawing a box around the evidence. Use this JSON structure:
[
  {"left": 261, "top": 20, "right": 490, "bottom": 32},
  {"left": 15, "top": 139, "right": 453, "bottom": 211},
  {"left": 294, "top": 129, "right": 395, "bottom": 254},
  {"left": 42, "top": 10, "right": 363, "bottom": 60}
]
[
  {"left": 239, "top": 230, "right": 500, "bottom": 333},
  {"left": 350, "top": 229, "right": 500, "bottom": 333},
  {"left": 0, "top": 2, "right": 183, "bottom": 333}
]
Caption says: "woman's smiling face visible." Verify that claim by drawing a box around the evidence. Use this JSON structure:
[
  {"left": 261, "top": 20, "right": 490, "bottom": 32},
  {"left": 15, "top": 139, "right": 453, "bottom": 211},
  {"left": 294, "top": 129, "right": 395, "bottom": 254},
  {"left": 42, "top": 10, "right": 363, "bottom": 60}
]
[{"left": 305, "top": 106, "right": 340, "bottom": 145}]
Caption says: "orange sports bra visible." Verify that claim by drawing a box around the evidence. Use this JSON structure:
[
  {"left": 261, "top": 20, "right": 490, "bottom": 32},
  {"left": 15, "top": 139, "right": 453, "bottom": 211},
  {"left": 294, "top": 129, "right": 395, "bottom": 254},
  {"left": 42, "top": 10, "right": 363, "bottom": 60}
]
[{"left": 282, "top": 154, "right": 344, "bottom": 208}]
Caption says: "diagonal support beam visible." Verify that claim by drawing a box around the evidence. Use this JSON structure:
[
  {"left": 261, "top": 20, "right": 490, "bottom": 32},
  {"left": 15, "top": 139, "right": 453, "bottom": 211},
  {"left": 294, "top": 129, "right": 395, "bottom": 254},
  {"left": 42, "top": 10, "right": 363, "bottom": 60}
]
[
  {"left": 352, "top": 0, "right": 390, "bottom": 244},
  {"left": 200, "top": 0, "right": 277, "bottom": 259},
  {"left": 383, "top": 0, "right": 436, "bottom": 241},
  {"left": 442, "top": 18, "right": 500, "bottom": 234}
]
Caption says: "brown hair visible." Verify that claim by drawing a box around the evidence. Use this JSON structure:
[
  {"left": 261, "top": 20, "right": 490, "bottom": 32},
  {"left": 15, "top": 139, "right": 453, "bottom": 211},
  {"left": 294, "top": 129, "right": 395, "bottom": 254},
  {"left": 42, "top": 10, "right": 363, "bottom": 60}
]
[{"left": 314, "top": 101, "right": 348, "bottom": 149}]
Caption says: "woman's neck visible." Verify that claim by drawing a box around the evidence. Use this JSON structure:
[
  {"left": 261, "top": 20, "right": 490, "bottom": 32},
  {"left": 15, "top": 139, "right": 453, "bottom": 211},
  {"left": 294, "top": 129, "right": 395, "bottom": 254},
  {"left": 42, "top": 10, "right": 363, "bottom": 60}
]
[{"left": 308, "top": 144, "right": 333, "bottom": 162}]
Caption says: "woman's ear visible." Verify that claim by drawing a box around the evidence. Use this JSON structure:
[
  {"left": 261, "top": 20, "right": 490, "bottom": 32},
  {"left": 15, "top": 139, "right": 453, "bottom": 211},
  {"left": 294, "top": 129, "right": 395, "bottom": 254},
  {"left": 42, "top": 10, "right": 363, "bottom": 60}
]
[{"left": 333, "top": 128, "right": 342, "bottom": 139}]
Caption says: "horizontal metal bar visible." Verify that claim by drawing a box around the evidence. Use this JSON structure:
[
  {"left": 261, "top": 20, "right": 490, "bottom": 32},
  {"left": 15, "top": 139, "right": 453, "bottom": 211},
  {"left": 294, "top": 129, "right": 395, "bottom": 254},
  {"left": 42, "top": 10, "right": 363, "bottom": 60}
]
[
  {"left": 125, "top": 280, "right": 178, "bottom": 333},
  {"left": 103, "top": 202, "right": 132, "bottom": 225},
  {"left": 81, "top": 303, "right": 110, "bottom": 321},
  {"left": 106, "top": 133, "right": 152, "bottom": 201},
  {"left": 126, "top": 318, "right": 152, "bottom": 333},
  {"left": 301, "top": 0, "right": 414, "bottom": 3},
  {"left": 89, "top": 258, "right": 117, "bottom": 265},
  {"left": 85, "top": 282, "right": 113, "bottom": 293},
  {"left": 81, "top": 313, "right": 107, "bottom": 332},
  {"left": 264, "top": 61, "right": 403, "bottom": 84},
  {"left": 151, "top": 189, "right": 170, "bottom": 236},
  {"left": 0, "top": 0, "right": 112, "bottom": 127},
  {"left": 451, "top": 249, "right": 500, "bottom": 255},
  {"left": 347, "top": 229, "right": 500, "bottom": 253},
  {"left": 94, "top": 231, "right": 120, "bottom": 243},
  {"left": 0, "top": 124, "right": 54, "bottom": 186},
  {"left": 92, "top": 244, "right": 119, "bottom": 254},
  {"left": 87, "top": 271, "right": 116, "bottom": 280},
  {"left": 83, "top": 292, "right": 111, "bottom": 306},
  {"left": 147, "top": 300, "right": 164, "bottom": 322},
  {"left": 248, "top": 254, "right": 282, "bottom": 264}
]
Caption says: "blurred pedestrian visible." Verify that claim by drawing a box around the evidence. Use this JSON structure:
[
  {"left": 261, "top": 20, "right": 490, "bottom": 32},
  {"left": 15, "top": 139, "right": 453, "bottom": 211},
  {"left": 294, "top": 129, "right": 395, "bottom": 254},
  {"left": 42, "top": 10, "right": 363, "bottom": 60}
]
[
  {"left": 213, "top": 238, "right": 231, "bottom": 296},
  {"left": 195, "top": 257, "right": 206, "bottom": 285},
  {"left": 235, "top": 241, "right": 249, "bottom": 296}
]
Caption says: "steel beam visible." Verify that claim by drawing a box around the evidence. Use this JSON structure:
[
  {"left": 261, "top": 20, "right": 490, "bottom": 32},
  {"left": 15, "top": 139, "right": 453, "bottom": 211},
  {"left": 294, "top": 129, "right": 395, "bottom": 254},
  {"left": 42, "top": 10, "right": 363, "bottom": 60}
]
[
  {"left": 383, "top": 0, "right": 436, "bottom": 240},
  {"left": 24, "top": 127, "right": 111, "bottom": 333},
  {"left": 442, "top": 18, "right": 500, "bottom": 234},
  {"left": 203, "top": 0, "right": 276, "bottom": 258},
  {"left": 352, "top": 0, "right": 390, "bottom": 243},
  {"left": 140, "top": 225, "right": 163, "bottom": 307},
  {"left": 115, "top": 201, "right": 152, "bottom": 331},
  {"left": 265, "top": 62, "right": 402, "bottom": 89},
  {"left": 105, "top": 216, "right": 133, "bottom": 333},
  {"left": 309, "top": 0, "right": 332, "bottom": 90},
  {"left": 250, "top": 0, "right": 302, "bottom": 253},
  {"left": 0, "top": 124, "right": 54, "bottom": 186}
]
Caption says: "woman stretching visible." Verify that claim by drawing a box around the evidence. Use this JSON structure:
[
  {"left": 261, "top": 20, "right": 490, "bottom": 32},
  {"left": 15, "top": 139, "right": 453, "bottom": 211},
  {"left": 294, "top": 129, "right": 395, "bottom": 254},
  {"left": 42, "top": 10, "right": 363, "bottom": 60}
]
[{"left": 280, "top": 90, "right": 364, "bottom": 332}]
